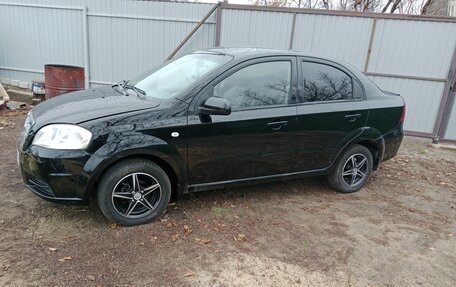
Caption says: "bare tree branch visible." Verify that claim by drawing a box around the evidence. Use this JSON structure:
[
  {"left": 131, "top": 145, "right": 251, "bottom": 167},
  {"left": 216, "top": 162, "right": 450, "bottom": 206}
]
[
  {"left": 250, "top": 0, "right": 431, "bottom": 15},
  {"left": 390, "top": 0, "right": 402, "bottom": 13},
  {"left": 381, "top": 0, "right": 393, "bottom": 13},
  {"left": 420, "top": 0, "right": 433, "bottom": 15}
]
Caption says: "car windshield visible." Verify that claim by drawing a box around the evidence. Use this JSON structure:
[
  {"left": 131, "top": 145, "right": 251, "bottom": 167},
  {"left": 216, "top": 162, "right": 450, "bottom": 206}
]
[{"left": 131, "top": 53, "right": 232, "bottom": 100}]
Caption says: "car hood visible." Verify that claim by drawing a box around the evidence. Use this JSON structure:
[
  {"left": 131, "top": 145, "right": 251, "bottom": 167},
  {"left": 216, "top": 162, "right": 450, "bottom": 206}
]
[{"left": 31, "top": 86, "right": 160, "bottom": 126}]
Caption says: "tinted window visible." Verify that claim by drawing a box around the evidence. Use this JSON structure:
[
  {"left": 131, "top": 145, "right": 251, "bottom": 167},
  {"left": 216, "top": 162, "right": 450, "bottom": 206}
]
[
  {"left": 301, "top": 62, "right": 353, "bottom": 102},
  {"left": 214, "top": 61, "right": 291, "bottom": 109}
]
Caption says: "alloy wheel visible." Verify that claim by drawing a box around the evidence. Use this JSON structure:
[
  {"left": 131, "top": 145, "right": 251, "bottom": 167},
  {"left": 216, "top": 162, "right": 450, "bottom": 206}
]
[
  {"left": 342, "top": 153, "right": 368, "bottom": 186},
  {"left": 111, "top": 172, "right": 162, "bottom": 218}
]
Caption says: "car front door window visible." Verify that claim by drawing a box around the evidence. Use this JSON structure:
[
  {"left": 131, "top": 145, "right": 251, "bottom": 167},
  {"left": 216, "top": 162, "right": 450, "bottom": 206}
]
[{"left": 214, "top": 61, "right": 291, "bottom": 109}]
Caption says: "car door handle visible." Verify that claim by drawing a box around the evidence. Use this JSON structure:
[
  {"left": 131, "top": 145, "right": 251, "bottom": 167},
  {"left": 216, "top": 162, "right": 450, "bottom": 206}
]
[
  {"left": 267, "top": 120, "right": 288, "bottom": 130},
  {"left": 345, "top": 113, "right": 361, "bottom": 122}
]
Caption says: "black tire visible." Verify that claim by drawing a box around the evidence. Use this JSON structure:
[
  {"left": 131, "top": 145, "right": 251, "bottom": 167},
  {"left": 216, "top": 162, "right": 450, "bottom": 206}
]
[
  {"left": 328, "top": 144, "right": 373, "bottom": 193},
  {"left": 97, "top": 159, "right": 171, "bottom": 226}
]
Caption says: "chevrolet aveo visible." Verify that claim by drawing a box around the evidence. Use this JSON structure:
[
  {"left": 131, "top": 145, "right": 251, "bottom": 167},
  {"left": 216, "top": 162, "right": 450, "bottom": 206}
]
[{"left": 18, "top": 48, "right": 405, "bottom": 226}]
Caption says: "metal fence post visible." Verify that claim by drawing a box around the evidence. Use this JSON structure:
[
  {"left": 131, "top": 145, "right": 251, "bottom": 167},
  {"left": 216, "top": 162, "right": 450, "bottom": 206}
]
[
  {"left": 215, "top": 2, "right": 222, "bottom": 47},
  {"left": 288, "top": 12, "right": 297, "bottom": 50},
  {"left": 435, "top": 46, "right": 456, "bottom": 141},
  {"left": 167, "top": 3, "right": 220, "bottom": 60},
  {"left": 82, "top": 6, "right": 90, "bottom": 88},
  {"left": 364, "top": 17, "right": 377, "bottom": 73}
]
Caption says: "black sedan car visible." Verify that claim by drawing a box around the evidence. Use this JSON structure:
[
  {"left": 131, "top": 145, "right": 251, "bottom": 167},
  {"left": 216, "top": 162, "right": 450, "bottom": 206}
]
[{"left": 18, "top": 48, "right": 405, "bottom": 225}]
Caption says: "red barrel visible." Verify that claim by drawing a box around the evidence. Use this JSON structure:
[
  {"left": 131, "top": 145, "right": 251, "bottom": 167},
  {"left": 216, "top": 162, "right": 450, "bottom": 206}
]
[{"left": 44, "top": 65, "right": 85, "bottom": 99}]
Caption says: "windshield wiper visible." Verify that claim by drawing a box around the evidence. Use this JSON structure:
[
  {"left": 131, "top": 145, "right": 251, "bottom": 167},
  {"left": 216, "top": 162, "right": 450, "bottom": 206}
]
[
  {"left": 113, "top": 80, "right": 146, "bottom": 99},
  {"left": 112, "top": 80, "right": 128, "bottom": 96},
  {"left": 124, "top": 83, "right": 146, "bottom": 98}
]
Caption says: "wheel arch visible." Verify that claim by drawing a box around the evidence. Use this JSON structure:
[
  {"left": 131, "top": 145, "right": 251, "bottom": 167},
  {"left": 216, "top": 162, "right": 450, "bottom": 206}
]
[
  {"left": 353, "top": 127, "right": 385, "bottom": 170},
  {"left": 355, "top": 140, "right": 382, "bottom": 170},
  {"left": 86, "top": 151, "right": 186, "bottom": 203},
  {"left": 328, "top": 126, "right": 384, "bottom": 171}
]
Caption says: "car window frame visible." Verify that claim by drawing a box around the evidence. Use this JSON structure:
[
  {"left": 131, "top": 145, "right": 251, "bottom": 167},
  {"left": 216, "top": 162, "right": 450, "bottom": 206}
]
[
  {"left": 191, "top": 56, "right": 298, "bottom": 114},
  {"left": 297, "top": 57, "right": 366, "bottom": 106}
]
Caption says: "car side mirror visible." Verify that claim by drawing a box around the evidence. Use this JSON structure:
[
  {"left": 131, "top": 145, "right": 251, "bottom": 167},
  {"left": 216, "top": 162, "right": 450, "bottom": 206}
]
[{"left": 199, "top": 96, "right": 231, "bottom": 116}]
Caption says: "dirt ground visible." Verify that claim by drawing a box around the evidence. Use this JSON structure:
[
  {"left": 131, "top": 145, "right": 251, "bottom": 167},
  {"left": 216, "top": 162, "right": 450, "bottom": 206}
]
[{"left": 0, "top": 109, "right": 455, "bottom": 287}]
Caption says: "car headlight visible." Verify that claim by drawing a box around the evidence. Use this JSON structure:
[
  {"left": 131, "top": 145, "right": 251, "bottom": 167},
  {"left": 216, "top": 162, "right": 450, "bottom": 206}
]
[{"left": 33, "top": 124, "right": 92, "bottom": 150}]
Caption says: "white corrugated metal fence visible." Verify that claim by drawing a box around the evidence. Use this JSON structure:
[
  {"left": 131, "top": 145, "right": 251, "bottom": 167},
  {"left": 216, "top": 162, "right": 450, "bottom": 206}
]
[{"left": 0, "top": 0, "right": 215, "bottom": 87}]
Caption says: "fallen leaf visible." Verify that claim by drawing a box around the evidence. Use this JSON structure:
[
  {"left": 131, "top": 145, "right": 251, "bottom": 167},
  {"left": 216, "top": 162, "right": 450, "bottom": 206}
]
[
  {"left": 237, "top": 234, "right": 246, "bottom": 241},
  {"left": 183, "top": 272, "right": 194, "bottom": 277},
  {"left": 198, "top": 238, "right": 211, "bottom": 245},
  {"left": 213, "top": 223, "right": 227, "bottom": 231},
  {"left": 109, "top": 223, "right": 119, "bottom": 229},
  {"left": 87, "top": 275, "right": 95, "bottom": 281},
  {"left": 48, "top": 247, "right": 58, "bottom": 252},
  {"left": 184, "top": 225, "right": 193, "bottom": 236},
  {"left": 172, "top": 233, "right": 179, "bottom": 242},
  {"left": 58, "top": 256, "right": 72, "bottom": 262}
]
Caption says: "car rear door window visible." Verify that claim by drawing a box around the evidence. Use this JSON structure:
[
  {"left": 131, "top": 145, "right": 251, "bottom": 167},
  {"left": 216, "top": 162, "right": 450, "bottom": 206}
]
[
  {"left": 214, "top": 61, "right": 291, "bottom": 109},
  {"left": 301, "top": 62, "right": 354, "bottom": 102}
]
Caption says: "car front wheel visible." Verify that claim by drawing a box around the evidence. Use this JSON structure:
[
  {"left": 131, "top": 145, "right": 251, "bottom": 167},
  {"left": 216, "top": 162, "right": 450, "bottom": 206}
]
[
  {"left": 97, "top": 159, "right": 171, "bottom": 226},
  {"left": 328, "top": 144, "right": 373, "bottom": 193}
]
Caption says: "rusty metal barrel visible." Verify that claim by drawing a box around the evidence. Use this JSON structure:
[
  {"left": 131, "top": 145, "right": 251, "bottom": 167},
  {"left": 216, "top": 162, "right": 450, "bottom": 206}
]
[{"left": 44, "top": 65, "right": 85, "bottom": 99}]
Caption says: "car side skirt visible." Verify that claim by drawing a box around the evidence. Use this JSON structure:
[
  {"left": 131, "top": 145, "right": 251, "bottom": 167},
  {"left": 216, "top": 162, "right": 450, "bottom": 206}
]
[{"left": 187, "top": 167, "right": 329, "bottom": 193}]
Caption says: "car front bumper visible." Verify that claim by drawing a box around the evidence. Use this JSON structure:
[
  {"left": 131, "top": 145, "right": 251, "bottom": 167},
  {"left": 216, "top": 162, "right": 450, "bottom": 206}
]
[{"left": 18, "top": 145, "right": 92, "bottom": 205}]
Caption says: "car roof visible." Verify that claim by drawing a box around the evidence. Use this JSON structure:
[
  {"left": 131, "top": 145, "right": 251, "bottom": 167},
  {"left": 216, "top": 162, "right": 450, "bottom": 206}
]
[
  {"left": 191, "top": 47, "right": 382, "bottom": 98},
  {"left": 192, "top": 47, "right": 350, "bottom": 67},
  {"left": 193, "top": 47, "right": 304, "bottom": 58}
]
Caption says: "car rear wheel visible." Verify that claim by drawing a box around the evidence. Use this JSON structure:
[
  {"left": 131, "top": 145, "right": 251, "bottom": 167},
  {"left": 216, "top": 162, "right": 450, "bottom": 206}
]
[
  {"left": 97, "top": 159, "right": 171, "bottom": 226},
  {"left": 328, "top": 144, "right": 373, "bottom": 193}
]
